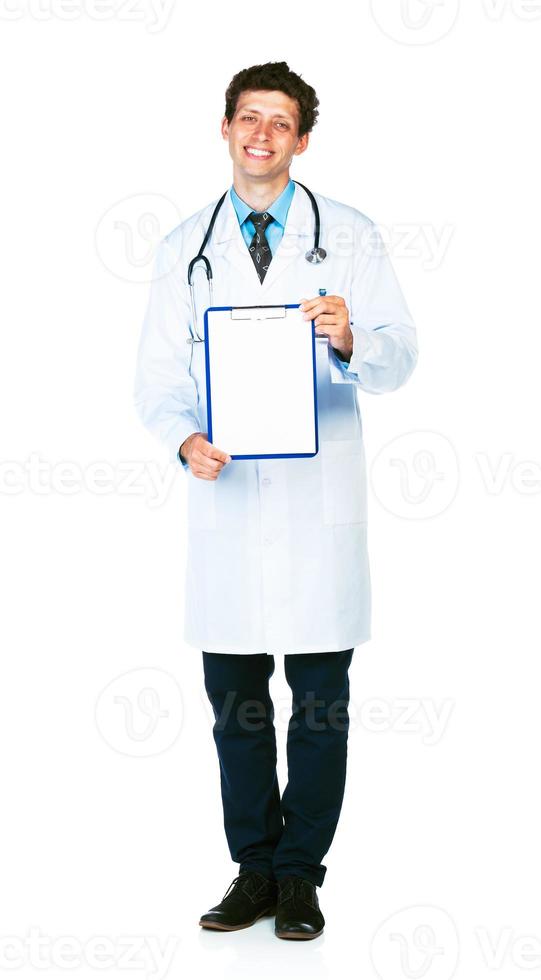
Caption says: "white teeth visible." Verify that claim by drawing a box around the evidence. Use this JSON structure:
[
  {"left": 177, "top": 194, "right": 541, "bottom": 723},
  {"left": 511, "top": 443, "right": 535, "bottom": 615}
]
[{"left": 245, "top": 147, "right": 272, "bottom": 157}]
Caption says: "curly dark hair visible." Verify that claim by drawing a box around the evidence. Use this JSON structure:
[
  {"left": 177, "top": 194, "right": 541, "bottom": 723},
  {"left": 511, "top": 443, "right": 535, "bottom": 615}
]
[{"left": 224, "top": 61, "right": 319, "bottom": 138}]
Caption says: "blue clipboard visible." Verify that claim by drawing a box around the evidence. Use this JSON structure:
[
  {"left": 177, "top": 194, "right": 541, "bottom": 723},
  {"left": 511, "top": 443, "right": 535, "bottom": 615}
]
[{"left": 203, "top": 303, "right": 319, "bottom": 461}]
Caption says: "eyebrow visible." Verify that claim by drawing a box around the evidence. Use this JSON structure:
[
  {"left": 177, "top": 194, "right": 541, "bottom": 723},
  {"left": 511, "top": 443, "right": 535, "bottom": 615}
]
[{"left": 239, "top": 107, "right": 294, "bottom": 121}]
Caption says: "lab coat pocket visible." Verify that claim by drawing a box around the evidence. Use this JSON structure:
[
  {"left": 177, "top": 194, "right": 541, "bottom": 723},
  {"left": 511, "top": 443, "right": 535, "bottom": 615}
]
[
  {"left": 187, "top": 473, "right": 217, "bottom": 530},
  {"left": 320, "top": 438, "right": 367, "bottom": 526}
]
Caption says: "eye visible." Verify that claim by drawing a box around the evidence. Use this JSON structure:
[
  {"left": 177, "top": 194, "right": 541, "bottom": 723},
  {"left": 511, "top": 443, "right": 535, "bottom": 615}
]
[{"left": 242, "top": 115, "right": 255, "bottom": 121}]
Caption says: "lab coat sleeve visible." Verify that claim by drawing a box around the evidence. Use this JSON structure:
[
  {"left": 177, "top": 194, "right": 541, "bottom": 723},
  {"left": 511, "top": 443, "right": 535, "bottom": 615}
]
[
  {"left": 328, "top": 219, "right": 418, "bottom": 393},
  {"left": 133, "top": 235, "right": 200, "bottom": 469}
]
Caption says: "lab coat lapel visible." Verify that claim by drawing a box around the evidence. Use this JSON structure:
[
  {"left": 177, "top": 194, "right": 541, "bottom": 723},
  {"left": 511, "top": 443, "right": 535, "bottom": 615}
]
[
  {"left": 211, "top": 190, "right": 256, "bottom": 289},
  {"left": 211, "top": 182, "right": 312, "bottom": 296}
]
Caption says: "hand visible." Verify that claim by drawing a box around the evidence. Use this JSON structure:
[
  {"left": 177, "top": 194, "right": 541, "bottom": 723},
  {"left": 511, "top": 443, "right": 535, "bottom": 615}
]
[
  {"left": 180, "top": 432, "right": 232, "bottom": 480},
  {"left": 299, "top": 295, "right": 354, "bottom": 360}
]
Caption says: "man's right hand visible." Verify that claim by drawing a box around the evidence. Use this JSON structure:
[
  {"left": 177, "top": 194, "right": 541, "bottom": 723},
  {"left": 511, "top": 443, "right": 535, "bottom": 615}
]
[{"left": 180, "top": 432, "right": 232, "bottom": 480}]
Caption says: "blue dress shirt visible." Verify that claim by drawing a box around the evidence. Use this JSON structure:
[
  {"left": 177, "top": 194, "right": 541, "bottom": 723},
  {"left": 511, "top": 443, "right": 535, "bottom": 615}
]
[{"left": 230, "top": 178, "right": 295, "bottom": 256}]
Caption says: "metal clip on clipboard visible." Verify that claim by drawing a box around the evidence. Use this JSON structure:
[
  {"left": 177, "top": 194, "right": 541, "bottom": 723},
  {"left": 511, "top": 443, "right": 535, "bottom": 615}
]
[
  {"left": 230, "top": 305, "right": 287, "bottom": 321},
  {"left": 187, "top": 305, "right": 286, "bottom": 342},
  {"left": 230, "top": 304, "right": 327, "bottom": 342}
]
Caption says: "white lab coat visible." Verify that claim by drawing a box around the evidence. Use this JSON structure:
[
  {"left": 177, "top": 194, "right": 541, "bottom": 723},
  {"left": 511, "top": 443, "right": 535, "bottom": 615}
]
[{"left": 133, "top": 183, "right": 418, "bottom": 655}]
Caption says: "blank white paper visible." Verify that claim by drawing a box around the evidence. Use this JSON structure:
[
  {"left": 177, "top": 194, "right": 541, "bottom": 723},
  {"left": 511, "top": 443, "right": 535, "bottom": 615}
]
[{"left": 204, "top": 305, "right": 317, "bottom": 458}]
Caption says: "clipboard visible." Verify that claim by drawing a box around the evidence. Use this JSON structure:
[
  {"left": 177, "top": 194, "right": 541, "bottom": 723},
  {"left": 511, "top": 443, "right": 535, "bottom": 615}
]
[{"left": 203, "top": 303, "right": 319, "bottom": 461}]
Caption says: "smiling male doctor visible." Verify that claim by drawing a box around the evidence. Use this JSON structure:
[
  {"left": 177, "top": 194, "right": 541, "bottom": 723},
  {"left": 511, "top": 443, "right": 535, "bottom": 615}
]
[{"left": 133, "top": 61, "right": 418, "bottom": 940}]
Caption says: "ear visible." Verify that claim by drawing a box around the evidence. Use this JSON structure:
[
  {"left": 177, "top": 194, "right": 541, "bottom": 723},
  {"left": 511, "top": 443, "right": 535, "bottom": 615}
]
[
  {"left": 294, "top": 132, "right": 310, "bottom": 157},
  {"left": 221, "top": 116, "right": 230, "bottom": 140}
]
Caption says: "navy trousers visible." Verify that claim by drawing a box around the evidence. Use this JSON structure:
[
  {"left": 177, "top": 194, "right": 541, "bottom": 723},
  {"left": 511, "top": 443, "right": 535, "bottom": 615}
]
[{"left": 202, "top": 648, "right": 354, "bottom": 888}]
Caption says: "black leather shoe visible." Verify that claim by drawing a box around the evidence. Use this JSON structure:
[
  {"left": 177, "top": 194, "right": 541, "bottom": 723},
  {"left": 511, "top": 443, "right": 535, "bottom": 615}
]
[
  {"left": 275, "top": 875, "right": 325, "bottom": 940},
  {"left": 199, "top": 870, "right": 278, "bottom": 931}
]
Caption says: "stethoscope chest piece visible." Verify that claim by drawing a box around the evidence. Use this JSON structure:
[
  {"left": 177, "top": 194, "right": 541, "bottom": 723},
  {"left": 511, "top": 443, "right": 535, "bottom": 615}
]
[{"left": 305, "top": 246, "right": 327, "bottom": 264}]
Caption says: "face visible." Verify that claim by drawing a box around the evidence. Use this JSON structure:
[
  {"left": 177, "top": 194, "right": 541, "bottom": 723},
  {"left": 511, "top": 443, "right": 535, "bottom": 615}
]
[{"left": 221, "top": 89, "right": 309, "bottom": 180}]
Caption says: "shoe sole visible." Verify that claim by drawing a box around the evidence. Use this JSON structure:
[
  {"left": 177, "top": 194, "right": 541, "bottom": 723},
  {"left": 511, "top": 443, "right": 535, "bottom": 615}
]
[
  {"left": 275, "top": 927, "right": 324, "bottom": 940},
  {"left": 199, "top": 905, "right": 277, "bottom": 931}
]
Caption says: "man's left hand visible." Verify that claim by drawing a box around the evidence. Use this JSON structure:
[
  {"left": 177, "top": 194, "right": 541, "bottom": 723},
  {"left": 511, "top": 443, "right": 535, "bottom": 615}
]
[{"left": 299, "top": 295, "right": 353, "bottom": 361}]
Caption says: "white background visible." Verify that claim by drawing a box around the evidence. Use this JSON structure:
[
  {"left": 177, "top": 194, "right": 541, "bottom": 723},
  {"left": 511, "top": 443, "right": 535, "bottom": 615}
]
[{"left": 1, "top": 1, "right": 540, "bottom": 976}]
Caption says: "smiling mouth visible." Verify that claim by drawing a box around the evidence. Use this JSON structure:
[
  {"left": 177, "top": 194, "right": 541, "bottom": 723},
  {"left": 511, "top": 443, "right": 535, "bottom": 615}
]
[{"left": 244, "top": 146, "right": 274, "bottom": 160}]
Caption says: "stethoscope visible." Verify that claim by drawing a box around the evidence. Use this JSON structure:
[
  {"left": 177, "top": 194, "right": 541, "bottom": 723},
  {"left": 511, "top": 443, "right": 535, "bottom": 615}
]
[{"left": 186, "top": 180, "right": 326, "bottom": 345}]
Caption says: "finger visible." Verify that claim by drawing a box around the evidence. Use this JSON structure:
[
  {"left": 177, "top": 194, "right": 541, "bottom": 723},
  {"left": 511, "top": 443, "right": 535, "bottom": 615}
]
[
  {"left": 193, "top": 450, "right": 224, "bottom": 475},
  {"left": 301, "top": 300, "right": 343, "bottom": 321},
  {"left": 193, "top": 470, "right": 217, "bottom": 480},
  {"left": 301, "top": 303, "right": 326, "bottom": 320},
  {"left": 300, "top": 298, "right": 324, "bottom": 315},
  {"left": 299, "top": 297, "right": 322, "bottom": 314},
  {"left": 299, "top": 295, "right": 341, "bottom": 313},
  {"left": 193, "top": 460, "right": 223, "bottom": 479},
  {"left": 314, "top": 313, "right": 342, "bottom": 327},
  {"left": 200, "top": 443, "right": 232, "bottom": 465}
]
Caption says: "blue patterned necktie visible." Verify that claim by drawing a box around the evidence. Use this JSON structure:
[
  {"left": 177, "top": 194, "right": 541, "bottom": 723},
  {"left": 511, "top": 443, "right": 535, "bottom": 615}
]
[{"left": 247, "top": 210, "right": 274, "bottom": 283}]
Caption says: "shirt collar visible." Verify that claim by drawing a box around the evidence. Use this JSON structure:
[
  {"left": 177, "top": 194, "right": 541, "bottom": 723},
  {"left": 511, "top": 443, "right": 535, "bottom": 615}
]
[{"left": 230, "top": 178, "right": 296, "bottom": 229}]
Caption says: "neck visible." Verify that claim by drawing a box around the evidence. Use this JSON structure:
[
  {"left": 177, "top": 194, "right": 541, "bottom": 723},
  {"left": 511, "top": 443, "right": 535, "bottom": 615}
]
[{"left": 232, "top": 171, "right": 291, "bottom": 212}]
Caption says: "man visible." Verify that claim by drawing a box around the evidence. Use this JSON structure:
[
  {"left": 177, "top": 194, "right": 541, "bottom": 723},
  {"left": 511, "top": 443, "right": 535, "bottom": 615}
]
[{"left": 133, "top": 61, "right": 418, "bottom": 940}]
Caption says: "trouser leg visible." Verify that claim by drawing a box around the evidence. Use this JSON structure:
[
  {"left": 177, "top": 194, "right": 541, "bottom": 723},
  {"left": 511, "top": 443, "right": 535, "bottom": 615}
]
[
  {"left": 272, "top": 649, "right": 354, "bottom": 888},
  {"left": 202, "top": 651, "right": 284, "bottom": 881}
]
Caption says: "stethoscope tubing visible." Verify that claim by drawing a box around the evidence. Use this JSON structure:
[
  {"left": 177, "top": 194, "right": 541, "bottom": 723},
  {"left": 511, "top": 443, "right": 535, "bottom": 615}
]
[{"left": 187, "top": 181, "right": 324, "bottom": 344}]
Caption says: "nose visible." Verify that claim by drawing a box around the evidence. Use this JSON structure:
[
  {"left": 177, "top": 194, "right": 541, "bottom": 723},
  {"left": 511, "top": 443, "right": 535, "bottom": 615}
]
[{"left": 253, "top": 120, "right": 273, "bottom": 142}]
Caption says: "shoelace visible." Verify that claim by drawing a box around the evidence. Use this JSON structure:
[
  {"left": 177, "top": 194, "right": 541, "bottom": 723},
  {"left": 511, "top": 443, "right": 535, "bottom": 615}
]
[
  {"left": 221, "top": 871, "right": 268, "bottom": 902},
  {"left": 278, "top": 876, "right": 311, "bottom": 906}
]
